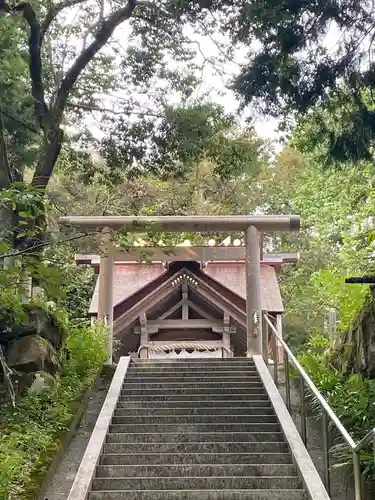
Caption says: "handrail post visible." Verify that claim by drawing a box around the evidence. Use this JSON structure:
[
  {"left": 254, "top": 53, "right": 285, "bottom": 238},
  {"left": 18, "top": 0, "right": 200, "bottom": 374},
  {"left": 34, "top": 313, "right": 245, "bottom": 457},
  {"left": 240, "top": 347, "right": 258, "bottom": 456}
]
[
  {"left": 353, "top": 451, "right": 362, "bottom": 500},
  {"left": 284, "top": 353, "right": 291, "bottom": 412},
  {"left": 272, "top": 328, "right": 278, "bottom": 386},
  {"left": 322, "top": 410, "right": 331, "bottom": 496},
  {"left": 261, "top": 310, "right": 269, "bottom": 365},
  {"left": 300, "top": 375, "right": 307, "bottom": 445}
]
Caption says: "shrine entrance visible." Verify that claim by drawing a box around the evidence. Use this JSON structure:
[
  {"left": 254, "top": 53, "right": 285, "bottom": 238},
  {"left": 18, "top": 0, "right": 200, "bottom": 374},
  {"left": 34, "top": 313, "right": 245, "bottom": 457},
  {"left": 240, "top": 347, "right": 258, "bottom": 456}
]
[{"left": 60, "top": 215, "right": 300, "bottom": 364}]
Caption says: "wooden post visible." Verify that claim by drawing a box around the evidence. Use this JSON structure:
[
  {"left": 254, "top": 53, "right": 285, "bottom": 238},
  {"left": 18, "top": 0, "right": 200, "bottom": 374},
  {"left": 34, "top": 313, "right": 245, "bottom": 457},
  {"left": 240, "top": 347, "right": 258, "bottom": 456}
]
[
  {"left": 261, "top": 310, "right": 269, "bottom": 365},
  {"left": 223, "top": 312, "right": 231, "bottom": 357},
  {"left": 276, "top": 313, "right": 284, "bottom": 363},
  {"left": 139, "top": 312, "right": 148, "bottom": 359},
  {"left": 245, "top": 225, "right": 262, "bottom": 356},
  {"left": 97, "top": 228, "right": 114, "bottom": 365},
  {"left": 182, "top": 278, "right": 188, "bottom": 320}
]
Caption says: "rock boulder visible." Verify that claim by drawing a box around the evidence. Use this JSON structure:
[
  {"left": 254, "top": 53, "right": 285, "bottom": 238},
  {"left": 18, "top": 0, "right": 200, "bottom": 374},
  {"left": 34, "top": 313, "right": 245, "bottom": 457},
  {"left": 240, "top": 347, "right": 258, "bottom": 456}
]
[
  {"left": 5, "top": 335, "right": 60, "bottom": 375},
  {"left": 333, "top": 297, "right": 375, "bottom": 378}
]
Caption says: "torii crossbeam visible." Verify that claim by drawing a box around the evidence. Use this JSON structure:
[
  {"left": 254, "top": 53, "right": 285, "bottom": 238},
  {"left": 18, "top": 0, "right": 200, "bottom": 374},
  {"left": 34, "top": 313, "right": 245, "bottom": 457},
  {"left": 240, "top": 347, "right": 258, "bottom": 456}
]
[{"left": 59, "top": 215, "right": 300, "bottom": 363}]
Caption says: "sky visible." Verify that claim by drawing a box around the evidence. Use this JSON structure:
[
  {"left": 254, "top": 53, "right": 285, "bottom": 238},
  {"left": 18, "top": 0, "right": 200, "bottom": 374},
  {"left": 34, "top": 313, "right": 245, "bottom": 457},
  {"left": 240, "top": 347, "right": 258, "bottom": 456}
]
[{"left": 63, "top": 2, "right": 341, "bottom": 144}]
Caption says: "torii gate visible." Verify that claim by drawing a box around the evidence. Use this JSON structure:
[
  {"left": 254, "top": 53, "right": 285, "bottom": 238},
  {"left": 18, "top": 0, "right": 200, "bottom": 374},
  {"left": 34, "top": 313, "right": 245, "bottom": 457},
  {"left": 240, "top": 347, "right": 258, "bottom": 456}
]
[{"left": 59, "top": 215, "right": 300, "bottom": 363}]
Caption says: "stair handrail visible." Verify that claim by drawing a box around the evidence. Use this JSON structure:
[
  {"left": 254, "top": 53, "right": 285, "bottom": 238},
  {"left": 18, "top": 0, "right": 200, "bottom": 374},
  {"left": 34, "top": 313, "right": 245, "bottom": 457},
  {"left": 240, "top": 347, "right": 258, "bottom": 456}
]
[{"left": 263, "top": 312, "right": 374, "bottom": 500}]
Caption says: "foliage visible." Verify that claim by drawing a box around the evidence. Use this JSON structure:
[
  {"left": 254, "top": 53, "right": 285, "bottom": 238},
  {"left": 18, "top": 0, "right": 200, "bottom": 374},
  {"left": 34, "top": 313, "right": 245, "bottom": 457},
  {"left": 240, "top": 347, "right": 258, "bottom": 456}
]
[
  {"left": 0, "top": 0, "right": 261, "bottom": 196},
  {"left": 292, "top": 89, "right": 375, "bottom": 165},
  {"left": 256, "top": 148, "right": 375, "bottom": 346},
  {"left": 100, "top": 102, "right": 268, "bottom": 181},
  {"left": 0, "top": 323, "right": 107, "bottom": 500},
  {"left": 296, "top": 333, "right": 375, "bottom": 480},
  {"left": 230, "top": 0, "right": 375, "bottom": 161}
]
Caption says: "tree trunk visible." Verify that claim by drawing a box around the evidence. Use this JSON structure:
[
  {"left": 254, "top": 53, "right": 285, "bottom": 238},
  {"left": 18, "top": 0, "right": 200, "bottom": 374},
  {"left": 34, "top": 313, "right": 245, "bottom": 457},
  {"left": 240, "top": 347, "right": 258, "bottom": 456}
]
[{"left": 32, "top": 127, "right": 64, "bottom": 189}]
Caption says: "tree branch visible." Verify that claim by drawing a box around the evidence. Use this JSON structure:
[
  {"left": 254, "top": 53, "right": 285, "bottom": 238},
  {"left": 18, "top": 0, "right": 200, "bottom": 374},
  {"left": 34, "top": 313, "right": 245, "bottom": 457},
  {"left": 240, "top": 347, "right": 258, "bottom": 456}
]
[
  {"left": 53, "top": 0, "right": 137, "bottom": 123},
  {"left": 12, "top": 2, "right": 49, "bottom": 129},
  {"left": 1, "top": 109, "right": 39, "bottom": 135},
  {"left": 31, "top": 0, "right": 137, "bottom": 189},
  {"left": 40, "top": 0, "right": 89, "bottom": 43},
  {"left": 0, "top": 105, "right": 13, "bottom": 188},
  {"left": 66, "top": 101, "right": 162, "bottom": 117},
  {"left": 0, "top": 230, "right": 97, "bottom": 260}
]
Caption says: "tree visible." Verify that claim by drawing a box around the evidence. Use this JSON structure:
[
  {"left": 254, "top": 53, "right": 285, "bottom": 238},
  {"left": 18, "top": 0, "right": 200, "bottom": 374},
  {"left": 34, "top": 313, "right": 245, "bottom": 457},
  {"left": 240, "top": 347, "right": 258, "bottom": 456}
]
[
  {"left": 229, "top": 0, "right": 375, "bottom": 162},
  {"left": 0, "top": 12, "right": 38, "bottom": 188},
  {"left": 0, "top": 0, "right": 253, "bottom": 253},
  {"left": 49, "top": 103, "right": 269, "bottom": 247},
  {"left": 255, "top": 144, "right": 375, "bottom": 346},
  {"left": 100, "top": 101, "right": 268, "bottom": 181},
  {"left": 0, "top": 0, "right": 247, "bottom": 194}
]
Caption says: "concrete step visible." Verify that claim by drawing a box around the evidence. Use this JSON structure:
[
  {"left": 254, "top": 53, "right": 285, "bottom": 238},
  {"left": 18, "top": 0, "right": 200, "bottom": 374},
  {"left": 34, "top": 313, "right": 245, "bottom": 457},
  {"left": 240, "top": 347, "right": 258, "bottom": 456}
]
[
  {"left": 103, "top": 441, "right": 289, "bottom": 454},
  {"left": 131, "top": 358, "right": 253, "bottom": 364},
  {"left": 109, "top": 423, "right": 281, "bottom": 434},
  {"left": 125, "top": 374, "right": 261, "bottom": 381},
  {"left": 96, "top": 464, "right": 297, "bottom": 478},
  {"left": 100, "top": 452, "right": 294, "bottom": 466},
  {"left": 129, "top": 361, "right": 255, "bottom": 367},
  {"left": 89, "top": 490, "right": 307, "bottom": 500},
  {"left": 116, "top": 399, "right": 271, "bottom": 408},
  {"left": 128, "top": 366, "right": 257, "bottom": 373},
  {"left": 106, "top": 432, "right": 285, "bottom": 444},
  {"left": 92, "top": 476, "right": 301, "bottom": 491},
  {"left": 111, "top": 414, "right": 278, "bottom": 425},
  {"left": 122, "top": 381, "right": 264, "bottom": 390},
  {"left": 114, "top": 406, "right": 274, "bottom": 416},
  {"left": 120, "top": 387, "right": 266, "bottom": 395},
  {"left": 119, "top": 394, "right": 269, "bottom": 401}
]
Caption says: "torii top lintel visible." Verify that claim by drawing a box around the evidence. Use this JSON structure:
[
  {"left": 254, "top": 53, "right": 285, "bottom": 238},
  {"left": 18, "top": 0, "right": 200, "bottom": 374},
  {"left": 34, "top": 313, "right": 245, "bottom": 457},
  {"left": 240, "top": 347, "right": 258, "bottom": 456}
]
[{"left": 59, "top": 215, "right": 300, "bottom": 232}]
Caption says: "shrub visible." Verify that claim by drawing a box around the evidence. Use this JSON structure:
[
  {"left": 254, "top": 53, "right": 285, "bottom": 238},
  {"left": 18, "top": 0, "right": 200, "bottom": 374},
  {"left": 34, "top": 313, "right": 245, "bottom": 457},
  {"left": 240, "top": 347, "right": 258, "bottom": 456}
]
[
  {"left": 296, "top": 333, "right": 375, "bottom": 481},
  {"left": 0, "top": 323, "right": 107, "bottom": 500}
]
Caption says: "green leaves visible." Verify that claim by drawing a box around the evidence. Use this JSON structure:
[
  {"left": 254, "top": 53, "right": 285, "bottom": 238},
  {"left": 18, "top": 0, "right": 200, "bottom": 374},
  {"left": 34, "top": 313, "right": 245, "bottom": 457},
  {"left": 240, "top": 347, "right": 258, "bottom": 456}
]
[
  {"left": 100, "top": 101, "right": 267, "bottom": 181},
  {"left": 297, "top": 335, "right": 375, "bottom": 479},
  {"left": 0, "top": 323, "right": 107, "bottom": 499}
]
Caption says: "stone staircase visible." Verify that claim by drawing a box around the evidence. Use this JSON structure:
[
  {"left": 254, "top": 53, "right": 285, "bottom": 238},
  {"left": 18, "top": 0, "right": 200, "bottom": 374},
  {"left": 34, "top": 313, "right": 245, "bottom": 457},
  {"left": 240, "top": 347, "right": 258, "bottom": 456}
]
[{"left": 88, "top": 358, "right": 307, "bottom": 500}]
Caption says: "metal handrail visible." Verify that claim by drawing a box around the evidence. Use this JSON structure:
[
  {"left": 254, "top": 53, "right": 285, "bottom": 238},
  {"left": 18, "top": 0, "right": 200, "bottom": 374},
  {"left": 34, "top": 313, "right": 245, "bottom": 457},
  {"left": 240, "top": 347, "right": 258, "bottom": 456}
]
[
  {"left": 353, "top": 428, "right": 375, "bottom": 452},
  {"left": 263, "top": 313, "right": 374, "bottom": 500}
]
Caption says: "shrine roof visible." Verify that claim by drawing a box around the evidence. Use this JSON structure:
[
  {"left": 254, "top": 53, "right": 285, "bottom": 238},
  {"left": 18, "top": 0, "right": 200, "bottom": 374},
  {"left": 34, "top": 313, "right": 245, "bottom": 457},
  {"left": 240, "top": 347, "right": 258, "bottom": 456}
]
[{"left": 88, "top": 260, "right": 284, "bottom": 315}]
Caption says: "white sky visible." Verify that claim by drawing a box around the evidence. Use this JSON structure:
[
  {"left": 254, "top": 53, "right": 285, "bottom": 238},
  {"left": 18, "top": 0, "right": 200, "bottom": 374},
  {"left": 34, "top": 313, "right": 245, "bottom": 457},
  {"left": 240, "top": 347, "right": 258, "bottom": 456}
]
[{"left": 64, "top": 4, "right": 341, "bottom": 144}]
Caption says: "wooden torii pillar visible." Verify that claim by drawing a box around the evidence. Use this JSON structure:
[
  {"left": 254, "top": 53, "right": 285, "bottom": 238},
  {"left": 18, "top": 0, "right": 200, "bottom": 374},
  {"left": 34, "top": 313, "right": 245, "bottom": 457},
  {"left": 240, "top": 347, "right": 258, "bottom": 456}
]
[
  {"left": 97, "top": 228, "right": 114, "bottom": 365},
  {"left": 59, "top": 215, "right": 300, "bottom": 363}
]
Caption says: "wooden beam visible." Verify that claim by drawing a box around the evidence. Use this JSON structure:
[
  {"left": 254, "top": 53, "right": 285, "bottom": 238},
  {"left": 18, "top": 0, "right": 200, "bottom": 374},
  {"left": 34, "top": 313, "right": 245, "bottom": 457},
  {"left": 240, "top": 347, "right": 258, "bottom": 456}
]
[
  {"left": 158, "top": 300, "right": 183, "bottom": 320},
  {"left": 134, "top": 326, "right": 158, "bottom": 335},
  {"left": 182, "top": 279, "right": 188, "bottom": 320},
  {"left": 75, "top": 249, "right": 299, "bottom": 264},
  {"left": 195, "top": 278, "right": 246, "bottom": 328},
  {"left": 187, "top": 300, "right": 216, "bottom": 320},
  {"left": 113, "top": 274, "right": 176, "bottom": 335},
  {"left": 149, "top": 340, "right": 224, "bottom": 347},
  {"left": 60, "top": 215, "right": 300, "bottom": 232},
  {"left": 147, "top": 319, "right": 222, "bottom": 329}
]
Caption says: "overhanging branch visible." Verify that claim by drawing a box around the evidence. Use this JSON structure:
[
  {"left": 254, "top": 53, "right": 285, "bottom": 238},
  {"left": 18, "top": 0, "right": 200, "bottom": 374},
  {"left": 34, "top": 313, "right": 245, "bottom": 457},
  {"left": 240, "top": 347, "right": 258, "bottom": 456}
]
[
  {"left": 41, "top": 0, "right": 89, "bottom": 42},
  {"left": 53, "top": 0, "right": 137, "bottom": 122}
]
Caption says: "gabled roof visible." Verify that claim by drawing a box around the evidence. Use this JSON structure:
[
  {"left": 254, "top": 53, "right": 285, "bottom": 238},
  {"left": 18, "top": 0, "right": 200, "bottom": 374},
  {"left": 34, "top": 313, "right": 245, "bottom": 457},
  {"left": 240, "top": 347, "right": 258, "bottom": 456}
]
[
  {"left": 89, "top": 263, "right": 165, "bottom": 314},
  {"left": 204, "top": 262, "right": 283, "bottom": 313},
  {"left": 89, "top": 260, "right": 284, "bottom": 315},
  {"left": 112, "top": 263, "right": 248, "bottom": 358}
]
